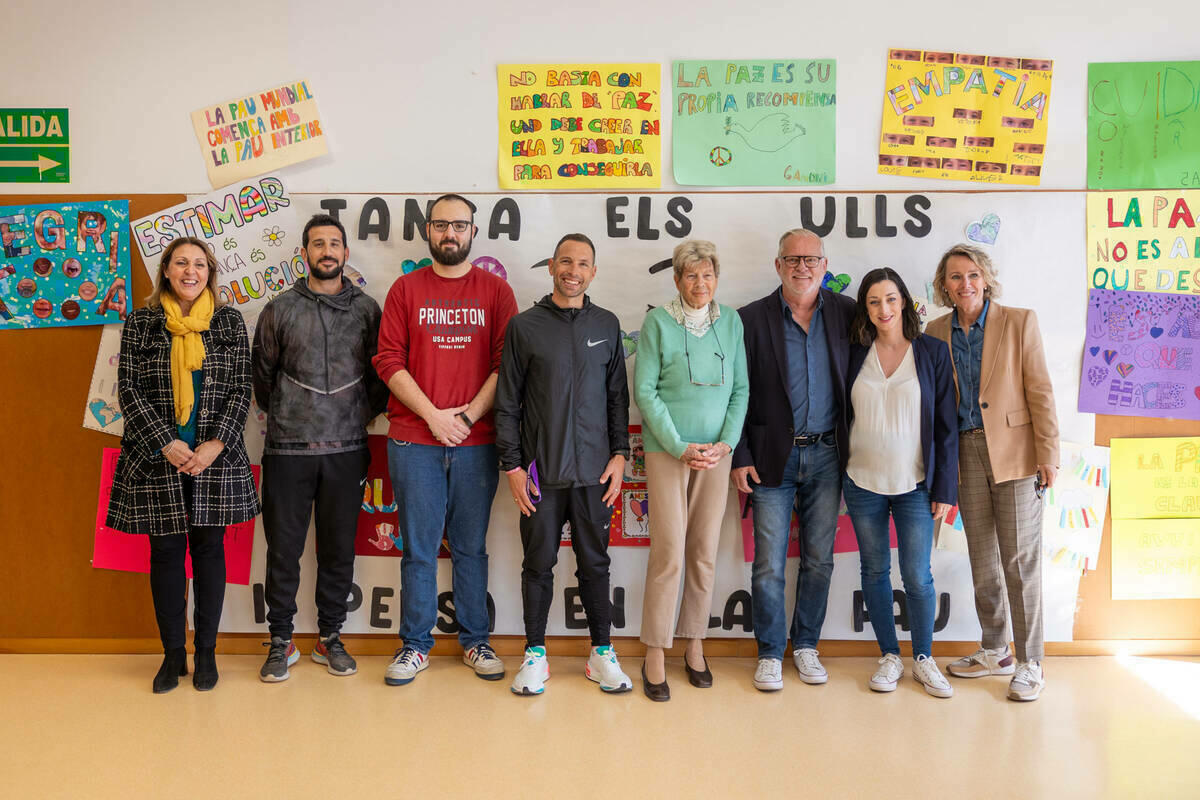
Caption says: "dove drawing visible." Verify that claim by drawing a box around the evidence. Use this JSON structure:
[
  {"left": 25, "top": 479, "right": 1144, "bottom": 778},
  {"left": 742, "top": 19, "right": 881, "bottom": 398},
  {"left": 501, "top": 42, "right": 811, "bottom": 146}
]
[{"left": 725, "top": 113, "right": 807, "bottom": 153}]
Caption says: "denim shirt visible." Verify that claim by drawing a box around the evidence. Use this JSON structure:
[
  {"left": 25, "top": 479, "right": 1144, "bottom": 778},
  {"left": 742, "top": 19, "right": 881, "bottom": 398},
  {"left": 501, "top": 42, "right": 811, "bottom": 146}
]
[
  {"left": 950, "top": 300, "right": 989, "bottom": 431},
  {"left": 780, "top": 290, "right": 835, "bottom": 435}
]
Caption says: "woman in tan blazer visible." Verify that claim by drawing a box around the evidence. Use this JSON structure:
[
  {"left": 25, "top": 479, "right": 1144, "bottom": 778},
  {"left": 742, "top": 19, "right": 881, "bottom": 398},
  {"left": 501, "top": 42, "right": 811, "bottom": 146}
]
[{"left": 925, "top": 244, "right": 1059, "bottom": 702}]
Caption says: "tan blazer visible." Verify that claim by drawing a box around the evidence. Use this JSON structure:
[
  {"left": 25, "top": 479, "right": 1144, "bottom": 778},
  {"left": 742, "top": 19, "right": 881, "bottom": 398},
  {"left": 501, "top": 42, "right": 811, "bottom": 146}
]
[{"left": 926, "top": 302, "right": 1059, "bottom": 483}]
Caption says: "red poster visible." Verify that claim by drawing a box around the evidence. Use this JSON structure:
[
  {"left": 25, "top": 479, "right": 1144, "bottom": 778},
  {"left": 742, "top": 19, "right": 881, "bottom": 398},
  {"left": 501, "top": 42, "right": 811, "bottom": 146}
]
[{"left": 354, "top": 435, "right": 450, "bottom": 559}]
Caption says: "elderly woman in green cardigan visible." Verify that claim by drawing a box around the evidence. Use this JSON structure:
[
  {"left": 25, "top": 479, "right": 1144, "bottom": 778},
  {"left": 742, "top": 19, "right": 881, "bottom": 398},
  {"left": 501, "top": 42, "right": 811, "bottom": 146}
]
[{"left": 633, "top": 239, "right": 749, "bottom": 701}]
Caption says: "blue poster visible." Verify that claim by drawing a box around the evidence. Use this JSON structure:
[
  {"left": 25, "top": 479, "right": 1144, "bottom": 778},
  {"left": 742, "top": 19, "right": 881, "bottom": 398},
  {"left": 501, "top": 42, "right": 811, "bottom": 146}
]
[{"left": 0, "top": 199, "right": 131, "bottom": 330}]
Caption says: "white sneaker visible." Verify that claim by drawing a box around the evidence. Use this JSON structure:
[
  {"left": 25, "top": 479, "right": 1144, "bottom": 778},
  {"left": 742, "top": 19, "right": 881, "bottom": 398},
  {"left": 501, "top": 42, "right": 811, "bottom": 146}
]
[
  {"left": 511, "top": 646, "right": 549, "bottom": 696},
  {"left": 383, "top": 647, "right": 428, "bottom": 686},
  {"left": 585, "top": 645, "right": 632, "bottom": 693},
  {"left": 869, "top": 653, "right": 904, "bottom": 692},
  {"left": 792, "top": 647, "right": 828, "bottom": 685},
  {"left": 912, "top": 655, "right": 954, "bottom": 698},
  {"left": 1008, "top": 661, "right": 1045, "bottom": 702},
  {"left": 947, "top": 645, "right": 1015, "bottom": 678},
  {"left": 753, "top": 657, "right": 783, "bottom": 691},
  {"left": 463, "top": 642, "right": 505, "bottom": 681}
]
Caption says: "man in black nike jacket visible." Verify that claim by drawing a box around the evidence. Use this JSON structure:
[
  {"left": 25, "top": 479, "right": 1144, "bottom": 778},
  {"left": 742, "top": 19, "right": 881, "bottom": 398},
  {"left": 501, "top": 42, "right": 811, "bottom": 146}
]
[{"left": 494, "top": 232, "right": 632, "bottom": 696}]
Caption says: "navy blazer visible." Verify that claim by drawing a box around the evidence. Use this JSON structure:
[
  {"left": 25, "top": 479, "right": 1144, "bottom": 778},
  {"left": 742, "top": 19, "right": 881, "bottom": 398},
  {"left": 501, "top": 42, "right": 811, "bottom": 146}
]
[
  {"left": 734, "top": 287, "right": 856, "bottom": 487},
  {"left": 846, "top": 333, "right": 958, "bottom": 505}
]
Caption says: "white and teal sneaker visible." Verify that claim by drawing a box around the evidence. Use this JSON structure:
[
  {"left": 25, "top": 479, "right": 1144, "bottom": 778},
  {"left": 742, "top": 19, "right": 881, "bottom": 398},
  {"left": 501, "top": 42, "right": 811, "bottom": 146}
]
[
  {"left": 511, "top": 646, "right": 549, "bottom": 695},
  {"left": 585, "top": 645, "right": 632, "bottom": 693}
]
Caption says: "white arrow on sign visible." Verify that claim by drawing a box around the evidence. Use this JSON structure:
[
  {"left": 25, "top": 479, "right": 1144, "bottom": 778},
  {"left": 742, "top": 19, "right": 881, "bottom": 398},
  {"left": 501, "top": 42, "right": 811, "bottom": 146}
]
[{"left": 0, "top": 154, "right": 62, "bottom": 175}]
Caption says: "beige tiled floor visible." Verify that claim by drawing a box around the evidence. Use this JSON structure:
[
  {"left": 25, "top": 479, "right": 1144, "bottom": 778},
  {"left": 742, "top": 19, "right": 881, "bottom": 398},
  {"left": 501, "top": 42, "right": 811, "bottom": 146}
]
[{"left": 5, "top": 654, "right": 1200, "bottom": 798}]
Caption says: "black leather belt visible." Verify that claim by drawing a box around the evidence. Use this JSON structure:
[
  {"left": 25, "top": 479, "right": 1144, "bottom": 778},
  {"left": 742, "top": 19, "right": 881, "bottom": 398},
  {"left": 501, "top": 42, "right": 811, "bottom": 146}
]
[{"left": 793, "top": 430, "right": 835, "bottom": 447}]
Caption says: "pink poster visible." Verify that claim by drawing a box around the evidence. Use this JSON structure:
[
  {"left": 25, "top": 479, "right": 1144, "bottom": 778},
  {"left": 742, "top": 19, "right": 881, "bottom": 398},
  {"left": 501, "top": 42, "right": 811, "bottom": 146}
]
[{"left": 92, "top": 448, "right": 257, "bottom": 584}]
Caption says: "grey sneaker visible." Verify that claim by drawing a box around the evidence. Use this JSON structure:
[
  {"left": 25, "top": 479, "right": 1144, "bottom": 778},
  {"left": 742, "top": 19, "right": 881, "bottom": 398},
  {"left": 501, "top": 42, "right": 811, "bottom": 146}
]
[
  {"left": 1008, "top": 661, "right": 1045, "bottom": 702},
  {"left": 463, "top": 642, "right": 505, "bottom": 680},
  {"left": 260, "top": 636, "right": 299, "bottom": 683},
  {"left": 947, "top": 645, "right": 1015, "bottom": 678},
  {"left": 312, "top": 632, "right": 357, "bottom": 676},
  {"left": 384, "top": 647, "right": 429, "bottom": 686}
]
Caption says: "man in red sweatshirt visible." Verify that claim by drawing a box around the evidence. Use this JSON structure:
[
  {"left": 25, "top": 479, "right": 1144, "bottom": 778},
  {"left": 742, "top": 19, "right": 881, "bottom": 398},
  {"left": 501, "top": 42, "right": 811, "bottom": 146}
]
[{"left": 373, "top": 194, "right": 518, "bottom": 686}]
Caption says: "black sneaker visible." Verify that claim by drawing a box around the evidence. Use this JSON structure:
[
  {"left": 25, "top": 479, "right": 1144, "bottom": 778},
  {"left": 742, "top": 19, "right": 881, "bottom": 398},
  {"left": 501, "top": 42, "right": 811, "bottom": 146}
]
[
  {"left": 260, "top": 636, "right": 299, "bottom": 683},
  {"left": 312, "top": 632, "right": 357, "bottom": 676}
]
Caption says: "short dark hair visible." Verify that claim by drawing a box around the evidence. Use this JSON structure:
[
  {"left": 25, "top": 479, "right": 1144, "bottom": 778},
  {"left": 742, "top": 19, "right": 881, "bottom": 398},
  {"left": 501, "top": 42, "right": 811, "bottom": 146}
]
[
  {"left": 303, "top": 214, "right": 347, "bottom": 248},
  {"left": 427, "top": 193, "right": 477, "bottom": 219},
  {"left": 849, "top": 267, "right": 922, "bottom": 345},
  {"left": 553, "top": 233, "right": 595, "bottom": 261}
]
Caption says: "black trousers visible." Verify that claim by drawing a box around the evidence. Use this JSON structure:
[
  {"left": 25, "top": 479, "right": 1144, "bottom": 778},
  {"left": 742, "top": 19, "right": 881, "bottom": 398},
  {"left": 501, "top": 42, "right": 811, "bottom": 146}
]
[
  {"left": 149, "top": 526, "right": 226, "bottom": 650},
  {"left": 262, "top": 449, "right": 369, "bottom": 639},
  {"left": 520, "top": 483, "right": 613, "bottom": 648}
]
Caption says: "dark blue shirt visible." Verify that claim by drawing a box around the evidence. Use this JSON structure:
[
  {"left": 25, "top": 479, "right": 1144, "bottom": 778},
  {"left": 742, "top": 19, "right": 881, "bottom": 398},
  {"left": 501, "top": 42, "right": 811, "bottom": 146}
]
[
  {"left": 950, "top": 300, "right": 989, "bottom": 431},
  {"left": 780, "top": 290, "right": 835, "bottom": 435},
  {"left": 176, "top": 369, "right": 204, "bottom": 448}
]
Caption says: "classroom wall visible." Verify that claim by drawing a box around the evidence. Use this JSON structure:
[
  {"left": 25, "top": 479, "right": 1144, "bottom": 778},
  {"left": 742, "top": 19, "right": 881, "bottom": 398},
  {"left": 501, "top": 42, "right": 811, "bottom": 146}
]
[{"left": 2, "top": 0, "right": 1199, "bottom": 648}]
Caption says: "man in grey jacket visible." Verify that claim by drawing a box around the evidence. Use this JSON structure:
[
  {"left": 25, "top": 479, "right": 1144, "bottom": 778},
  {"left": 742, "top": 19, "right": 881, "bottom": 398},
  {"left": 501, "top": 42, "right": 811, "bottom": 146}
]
[
  {"left": 251, "top": 213, "right": 388, "bottom": 682},
  {"left": 495, "top": 232, "right": 632, "bottom": 696}
]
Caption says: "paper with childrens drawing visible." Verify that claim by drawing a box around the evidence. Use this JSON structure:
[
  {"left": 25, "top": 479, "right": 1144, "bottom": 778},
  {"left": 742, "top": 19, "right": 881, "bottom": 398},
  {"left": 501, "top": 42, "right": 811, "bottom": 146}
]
[
  {"left": 672, "top": 59, "right": 835, "bottom": 186},
  {"left": 1087, "top": 191, "right": 1200, "bottom": 296},
  {"left": 877, "top": 48, "right": 1051, "bottom": 185},
  {"left": 1078, "top": 288, "right": 1200, "bottom": 421}
]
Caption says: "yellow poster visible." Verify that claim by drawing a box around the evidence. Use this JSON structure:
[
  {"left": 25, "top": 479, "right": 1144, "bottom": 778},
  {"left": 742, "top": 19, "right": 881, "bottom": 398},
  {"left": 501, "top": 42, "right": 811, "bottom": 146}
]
[
  {"left": 877, "top": 49, "right": 1052, "bottom": 186},
  {"left": 191, "top": 80, "right": 326, "bottom": 190},
  {"left": 1111, "top": 518, "right": 1200, "bottom": 600},
  {"left": 498, "top": 63, "right": 661, "bottom": 189},
  {"left": 1110, "top": 437, "right": 1200, "bottom": 518},
  {"left": 1087, "top": 191, "right": 1200, "bottom": 295}
]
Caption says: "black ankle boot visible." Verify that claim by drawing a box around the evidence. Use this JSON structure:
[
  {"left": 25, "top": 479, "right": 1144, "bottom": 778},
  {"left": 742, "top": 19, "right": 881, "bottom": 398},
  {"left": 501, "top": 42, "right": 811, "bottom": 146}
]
[
  {"left": 153, "top": 647, "right": 188, "bottom": 694},
  {"left": 193, "top": 646, "right": 219, "bottom": 691}
]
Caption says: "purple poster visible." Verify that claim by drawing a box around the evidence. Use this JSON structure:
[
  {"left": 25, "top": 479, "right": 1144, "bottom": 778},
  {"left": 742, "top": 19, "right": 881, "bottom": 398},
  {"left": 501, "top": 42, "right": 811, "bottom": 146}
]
[{"left": 1079, "top": 288, "right": 1200, "bottom": 421}]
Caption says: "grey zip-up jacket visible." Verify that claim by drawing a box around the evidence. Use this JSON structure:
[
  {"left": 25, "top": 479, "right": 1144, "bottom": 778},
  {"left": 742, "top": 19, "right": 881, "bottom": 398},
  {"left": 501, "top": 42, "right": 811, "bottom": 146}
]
[
  {"left": 495, "top": 294, "right": 630, "bottom": 487},
  {"left": 251, "top": 277, "right": 388, "bottom": 453}
]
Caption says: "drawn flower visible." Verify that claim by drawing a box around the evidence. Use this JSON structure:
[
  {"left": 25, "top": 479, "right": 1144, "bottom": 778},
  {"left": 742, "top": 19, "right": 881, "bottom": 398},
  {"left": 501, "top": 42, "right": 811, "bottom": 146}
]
[{"left": 262, "top": 226, "right": 285, "bottom": 247}]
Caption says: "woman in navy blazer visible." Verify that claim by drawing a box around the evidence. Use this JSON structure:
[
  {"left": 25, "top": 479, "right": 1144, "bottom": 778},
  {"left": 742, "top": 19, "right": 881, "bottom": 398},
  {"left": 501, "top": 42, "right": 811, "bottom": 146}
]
[{"left": 843, "top": 268, "right": 958, "bottom": 698}]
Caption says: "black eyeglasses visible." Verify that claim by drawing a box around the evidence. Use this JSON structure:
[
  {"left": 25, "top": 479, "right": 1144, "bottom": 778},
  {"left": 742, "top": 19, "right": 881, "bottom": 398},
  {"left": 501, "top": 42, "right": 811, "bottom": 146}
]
[
  {"left": 780, "top": 255, "right": 825, "bottom": 268},
  {"left": 429, "top": 219, "right": 472, "bottom": 233},
  {"left": 683, "top": 309, "right": 725, "bottom": 386}
]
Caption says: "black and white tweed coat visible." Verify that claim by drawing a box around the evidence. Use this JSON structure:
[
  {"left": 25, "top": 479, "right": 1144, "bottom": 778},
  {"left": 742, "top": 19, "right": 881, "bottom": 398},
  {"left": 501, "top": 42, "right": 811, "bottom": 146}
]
[{"left": 106, "top": 304, "right": 260, "bottom": 536}]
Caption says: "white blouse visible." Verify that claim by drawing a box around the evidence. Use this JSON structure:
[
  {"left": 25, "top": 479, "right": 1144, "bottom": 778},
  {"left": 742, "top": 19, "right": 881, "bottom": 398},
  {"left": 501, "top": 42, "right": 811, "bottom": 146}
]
[{"left": 846, "top": 342, "right": 924, "bottom": 496}]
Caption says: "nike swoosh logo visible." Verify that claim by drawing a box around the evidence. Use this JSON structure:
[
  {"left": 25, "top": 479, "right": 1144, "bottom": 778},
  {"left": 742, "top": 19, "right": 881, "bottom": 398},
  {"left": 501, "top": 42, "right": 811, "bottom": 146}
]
[{"left": 587, "top": 339, "right": 607, "bottom": 347}]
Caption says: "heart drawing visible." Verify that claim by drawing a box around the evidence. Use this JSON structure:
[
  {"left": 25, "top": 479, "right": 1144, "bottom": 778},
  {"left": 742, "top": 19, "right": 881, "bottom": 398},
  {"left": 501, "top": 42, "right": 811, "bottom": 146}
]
[
  {"left": 1089, "top": 347, "right": 1100, "bottom": 357},
  {"left": 88, "top": 399, "right": 122, "bottom": 427},
  {"left": 965, "top": 213, "right": 1000, "bottom": 245},
  {"left": 1103, "top": 350, "right": 1118, "bottom": 364},
  {"left": 1087, "top": 366, "right": 1108, "bottom": 386},
  {"left": 822, "top": 272, "right": 851, "bottom": 293},
  {"left": 401, "top": 258, "right": 433, "bottom": 274},
  {"left": 1116, "top": 363, "right": 1135, "bottom": 378}
]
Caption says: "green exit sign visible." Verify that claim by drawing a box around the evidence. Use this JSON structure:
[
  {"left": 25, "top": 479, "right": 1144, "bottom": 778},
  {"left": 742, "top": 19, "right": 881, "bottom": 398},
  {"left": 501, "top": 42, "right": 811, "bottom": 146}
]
[{"left": 0, "top": 108, "right": 69, "bottom": 183}]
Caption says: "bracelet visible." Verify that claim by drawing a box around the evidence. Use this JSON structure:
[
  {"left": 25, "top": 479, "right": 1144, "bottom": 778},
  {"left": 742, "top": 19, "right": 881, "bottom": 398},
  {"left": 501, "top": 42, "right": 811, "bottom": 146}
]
[
  {"left": 458, "top": 411, "right": 474, "bottom": 428},
  {"left": 505, "top": 466, "right": 523, "bottom": 474},
  {"left": 162, "top": 441, "right": 178, "bottom": 459}
]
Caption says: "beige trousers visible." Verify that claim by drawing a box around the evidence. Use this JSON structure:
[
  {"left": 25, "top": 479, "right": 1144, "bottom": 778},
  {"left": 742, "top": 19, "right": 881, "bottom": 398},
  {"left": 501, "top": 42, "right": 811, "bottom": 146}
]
[{"left": 639, "top": 451, "right": 733, "bottom": 648}]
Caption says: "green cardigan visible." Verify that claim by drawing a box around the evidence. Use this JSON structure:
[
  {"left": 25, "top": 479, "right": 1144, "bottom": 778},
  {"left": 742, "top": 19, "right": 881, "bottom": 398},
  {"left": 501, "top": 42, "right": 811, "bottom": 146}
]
[{"left": 633, "top": 303, "right": 749, "bottom": 458}]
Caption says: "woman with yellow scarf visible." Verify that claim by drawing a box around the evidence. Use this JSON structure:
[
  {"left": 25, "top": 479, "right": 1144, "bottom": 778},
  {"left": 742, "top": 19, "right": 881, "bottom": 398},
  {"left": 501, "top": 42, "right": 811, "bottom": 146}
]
[{"left": 107, "top": 237, "right": 258, "bottom": 693}]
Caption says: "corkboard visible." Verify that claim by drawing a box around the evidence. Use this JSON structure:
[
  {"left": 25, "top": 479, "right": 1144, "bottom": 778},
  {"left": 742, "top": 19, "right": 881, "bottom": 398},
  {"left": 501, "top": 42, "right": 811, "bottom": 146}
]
[{"left": 0, "top": 194, "right": 184, "bottom": 640}]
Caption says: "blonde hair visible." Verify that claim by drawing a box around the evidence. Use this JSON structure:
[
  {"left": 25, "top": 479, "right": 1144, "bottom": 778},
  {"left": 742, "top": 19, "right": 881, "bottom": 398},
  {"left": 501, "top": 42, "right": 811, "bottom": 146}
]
[
  {"left": 932, "top": 243, "right": 1002, "bottom": 307},
  {"left": 672, "top": 239, "right": 720, "bottom": 280},
  {"left": 146, "top": 237, "right": 223, "bottom": 309}
]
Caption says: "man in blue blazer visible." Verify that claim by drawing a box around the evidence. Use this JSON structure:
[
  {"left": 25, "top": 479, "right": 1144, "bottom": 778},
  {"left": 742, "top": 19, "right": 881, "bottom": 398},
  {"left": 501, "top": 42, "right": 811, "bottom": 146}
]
[{"left": 732, "top": 228, "right": 855, "bottom": 692}]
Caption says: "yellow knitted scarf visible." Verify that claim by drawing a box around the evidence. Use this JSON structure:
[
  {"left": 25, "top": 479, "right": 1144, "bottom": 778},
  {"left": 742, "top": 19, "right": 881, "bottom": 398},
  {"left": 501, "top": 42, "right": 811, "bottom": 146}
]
[{"left": 160, "top": 289, "right": 214, "bottom": 425}]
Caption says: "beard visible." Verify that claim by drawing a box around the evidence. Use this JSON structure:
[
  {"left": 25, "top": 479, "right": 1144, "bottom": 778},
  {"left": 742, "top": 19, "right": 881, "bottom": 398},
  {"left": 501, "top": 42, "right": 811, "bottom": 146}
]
[
  {"left": 308, "top": 257, "right": 345, "bottom": 281},
  {"left": 429, "top": 236, "right": 472, "bottom": 267}
]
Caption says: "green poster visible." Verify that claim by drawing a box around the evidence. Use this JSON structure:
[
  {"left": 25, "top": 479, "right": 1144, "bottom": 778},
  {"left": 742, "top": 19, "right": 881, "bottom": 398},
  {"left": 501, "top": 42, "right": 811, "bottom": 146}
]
[
  {"left": 1087, "top": 62, "right": 1200, "bottom": 190},
  {"left": 672, "top": 60, "right": 835, "bottom": 186},
  {"left": 0, "top": 109, "right": 69, "bottom": 183}
]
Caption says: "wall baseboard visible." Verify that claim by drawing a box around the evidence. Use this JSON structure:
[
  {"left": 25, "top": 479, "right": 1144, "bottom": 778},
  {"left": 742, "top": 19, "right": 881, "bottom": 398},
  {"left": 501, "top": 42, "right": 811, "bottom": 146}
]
[{"left": 3, "top": 636, "right": 1198, "bottom": 657}]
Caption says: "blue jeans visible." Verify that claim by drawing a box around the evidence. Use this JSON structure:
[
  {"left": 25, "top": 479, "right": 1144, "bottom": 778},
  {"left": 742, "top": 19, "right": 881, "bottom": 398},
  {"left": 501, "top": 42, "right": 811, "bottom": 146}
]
[
  {"left": 387, "top": 440, "right": 499, "bottom": 653},
  {"left": 842, "top": 476, "right": 936, "bottom": 658},
  {"left": 750, "top": 440, "right": 842, "bottom": 658}
]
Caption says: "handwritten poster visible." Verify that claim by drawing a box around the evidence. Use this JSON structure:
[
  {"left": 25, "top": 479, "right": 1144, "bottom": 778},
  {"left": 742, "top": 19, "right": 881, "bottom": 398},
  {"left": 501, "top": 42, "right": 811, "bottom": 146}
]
[
  {"left": 1087, "top": 62, "right": 1200, "bottom": 190},
  {"left": 1111, "top": 437, "right": 1200, "bottom": 519},
  {"left": 877, "top": 49, "right": 1052, "bottom": 185},
  {"left": 497, "top": 63, "right": 661, "bottom": 189},
  {"left": 191, "top": 80, "right": 326, "bottom": 189},
  {"left": 1042, "top": 442, "right": 1111, "bottom": 572},
  {"left": 92, "top": 448, "right": 257, "bottom": 584},
  {"left": 0, "top": 200, "right": 130, "bottom": 330},
  {"left": 1078, "top": 289, "right": 1200, "bottom": 421},
  {"left": 672, "top": 59, "right": 835, "bottom": 186},
  {"left": 1111, "top": 518, "right": 1200, "bottom": 600},
  {"left": 1087, "top": 191, "right": 1200, "bottom": 295}
]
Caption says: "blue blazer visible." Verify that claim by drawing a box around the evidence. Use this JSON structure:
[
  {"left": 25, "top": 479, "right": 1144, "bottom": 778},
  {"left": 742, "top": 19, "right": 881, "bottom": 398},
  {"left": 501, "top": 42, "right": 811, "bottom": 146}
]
[{"left": 846, "top": 333, "right": 958, "bottom": 505}]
